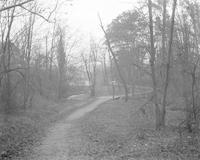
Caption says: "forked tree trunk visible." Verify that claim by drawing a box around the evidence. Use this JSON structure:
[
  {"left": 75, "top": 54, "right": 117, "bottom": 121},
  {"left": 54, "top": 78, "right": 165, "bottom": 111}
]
[{"left": 161, "top": 0, "right": 177, "bottom": 127}]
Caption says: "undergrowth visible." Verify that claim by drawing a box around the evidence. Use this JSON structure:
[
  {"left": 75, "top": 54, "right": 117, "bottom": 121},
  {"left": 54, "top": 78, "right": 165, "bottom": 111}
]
[{"left": 0, "top": 95, "right": 93, "bottom": 160}]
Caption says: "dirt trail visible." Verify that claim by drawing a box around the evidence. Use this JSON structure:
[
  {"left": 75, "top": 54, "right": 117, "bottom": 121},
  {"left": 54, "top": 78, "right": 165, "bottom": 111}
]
[{"left": 26, "top": 96, "right": 111, "bottom": 160}]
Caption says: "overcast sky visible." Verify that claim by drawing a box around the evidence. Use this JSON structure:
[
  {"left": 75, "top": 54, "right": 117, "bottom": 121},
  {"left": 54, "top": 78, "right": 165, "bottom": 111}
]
[
  {"left": 35, "top": 0, "right": 141, "bottom": 38},
  {"left": 36, "top": 0, "right": 140, "bottom": 38},
  {"left": 33, "top": 0, "right": 140, "bottom": 56},
  {"left": 67, "top": 0, "right": 138, "bottom": 38}
]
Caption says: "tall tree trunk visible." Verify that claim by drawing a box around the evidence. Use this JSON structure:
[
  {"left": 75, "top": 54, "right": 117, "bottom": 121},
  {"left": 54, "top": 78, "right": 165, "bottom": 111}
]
[
  {"left": 57, "top": 28, "right": 66, "bottom": 100},
  {"left": 162, "top": 0, "right": 167, "bottom": 64},
  {"left": 24, "top": 12, "right": 35, "bottom": 109},
  {"left": 190, "top": 5, "right": 200, "bottom": 128},
  {"left": 161, "top": 0, "right": 177, "bottom": 127},
  {"left": 2, "top": 6, "right": 15, "bottom": 111},
  {"left": 49, "top": 52, "right": 53, "bottom": 80},
  {"left": 45, "top": 35, "right": 49, "bottom": 71},
  {"left": 58, "top": 71, "right": 63, "bottom": 99},
  {"left": 99, "top": 16, "right": 128, "bottom": 102},
  {"left": 147, "top": 0, "right": 160, "bottom": 129},
  {"left": 160, "top": 0, "right": 167, "bottom": 128},
  {"left": 182, "top": 69, "right": 192, "bottom": 132},
  {"left": 109, "top": 51, "right": 115, "bottom": 100},
  {"left": 102, "top": 53, "right": 108, "bottom": 85},
  {"left": 179, "top": 20, "right": 193, "bottom": 132},
  {"left": 4, "top": 42, "right": 11, "bottom": 111},
  {"left": 49, "top": 24, "right": 56, "bottom": 80}
]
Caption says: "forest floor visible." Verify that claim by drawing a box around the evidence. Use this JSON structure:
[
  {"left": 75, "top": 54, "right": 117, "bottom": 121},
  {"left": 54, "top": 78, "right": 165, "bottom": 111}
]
[
  {"left": 23, "top": 96, "right": 111, "bottom": 160},
  {"left": 19, "top": 95, "right": 200, "bottom": 160},
  {"left": 0, "top": 94, "right": 95, "bottom": 160}
]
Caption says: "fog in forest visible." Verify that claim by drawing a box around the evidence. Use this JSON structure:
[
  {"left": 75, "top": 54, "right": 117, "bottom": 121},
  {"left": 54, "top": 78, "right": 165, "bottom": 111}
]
[{"left": 0, "top": 0, "right": 200, "bottom": 160}]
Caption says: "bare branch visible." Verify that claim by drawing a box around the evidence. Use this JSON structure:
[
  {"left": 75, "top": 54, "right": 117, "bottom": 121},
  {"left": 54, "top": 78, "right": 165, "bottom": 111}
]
[
  {"left": 47, "top": 0, "right": 59, "bottom": 20},
  {"left": 0, "top": 67, "right": 26, "bottom": 78},
  {"left": 20, "top": 6, "right": 50, "bottom": 22},
  {"left": 0, "top": 0, "right": 34, "bottom": 12},
  {"left": 131, "top": 62, "right": 151, "bottom": 76}
]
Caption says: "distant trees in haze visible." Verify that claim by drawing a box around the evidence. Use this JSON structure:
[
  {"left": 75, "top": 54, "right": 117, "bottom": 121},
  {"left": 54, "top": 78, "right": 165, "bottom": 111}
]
[
  {"left": 100, "top": 0, "right": 200, "bottom": 131},
  {"left": 56, "top": 26, "right": 66, "bottom": 99},
  {"left": 99, "top": 15, "right": 129, "bottom": 101},
  {"left": 81, "top": 38, "right": 99, "bottom": 97},
  {"left": 1, "top": 0, "right": 200, "bottom": 134},
  {"left": 0, "top": 0, "right": 81, "bottom": 111}
]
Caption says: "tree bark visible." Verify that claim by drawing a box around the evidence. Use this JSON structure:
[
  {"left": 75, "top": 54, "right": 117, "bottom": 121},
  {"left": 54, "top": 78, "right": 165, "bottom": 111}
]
[
  {"left": 1, "top": 6, "right": 15, "bottom": 111},
  {"left": 99, "top": 15, "right": 128, "bottom": 102},
  {"left": 161, "top": 0, "right": 177, "bottom": 127},
  {"left": 45, "top": 35, "right": 49, "bottom": 71},
  {"left": 24, "top": 12, "right": 35, "bottom": 109},
  {"left": 147, "top": 0, "right": 160, "bottom": 129}
]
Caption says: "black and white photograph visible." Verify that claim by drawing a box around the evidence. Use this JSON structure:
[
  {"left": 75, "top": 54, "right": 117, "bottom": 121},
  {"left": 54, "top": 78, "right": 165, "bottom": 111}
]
[{"left": 0, "top": 0, "right": 200, "bottom": 159}]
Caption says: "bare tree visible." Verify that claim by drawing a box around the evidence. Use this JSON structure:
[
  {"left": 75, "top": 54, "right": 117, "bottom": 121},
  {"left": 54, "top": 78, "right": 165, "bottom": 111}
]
[
  {"left": 99, "top": 15, "right": 129, "bottom": 102},
  {"left": 56, "top": 26, "right": 66, "bottom": 99},
  {"left": 81, "top": 39, "right": 98, "bottom": 97},
  {"left": 23, "top": 10, "right": 36, "bottom": 108},
  {"left": 0, "top": 0, "right": 33, "bottom": 12},
  {"left": 101, "top": 51, "right": 108, "bottom": 85},
  {"left": 0, "top": 2, "right": 16, "bottom": 111},
  {"left": 49, "top": 22, "right": 56, "bottom": 80},
  {"left": 161, "top": 0, "right": 177, "bottom": 127},
  {"left": 147, "top": 0, "right": 160, "bottom": 129}
]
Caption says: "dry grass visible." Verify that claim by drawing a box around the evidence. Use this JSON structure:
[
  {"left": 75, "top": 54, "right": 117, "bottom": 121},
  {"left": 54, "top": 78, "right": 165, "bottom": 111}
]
[
  {"left": 0, "top": 95, "right": 94, "bottom": 159},
  {"left": 66, "top": 98, "right": 198, "bottom": 160}
]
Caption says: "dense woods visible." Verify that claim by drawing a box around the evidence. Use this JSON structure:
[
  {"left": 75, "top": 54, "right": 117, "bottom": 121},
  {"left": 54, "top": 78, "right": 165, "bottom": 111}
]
[
  {"left": 1, "top": 0, "right": 200, "bottom": 159},
  {"left": 0, "top": 0, "right": 82, "bottom": 112},
  {"left": 102, "top": 0, "right": 200, "bottom": 132}
]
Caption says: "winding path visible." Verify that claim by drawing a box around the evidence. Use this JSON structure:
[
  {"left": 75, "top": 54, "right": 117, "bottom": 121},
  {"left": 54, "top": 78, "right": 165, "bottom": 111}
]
[{"left": 27, "top": 96, "right": 111, "bottom": 160}]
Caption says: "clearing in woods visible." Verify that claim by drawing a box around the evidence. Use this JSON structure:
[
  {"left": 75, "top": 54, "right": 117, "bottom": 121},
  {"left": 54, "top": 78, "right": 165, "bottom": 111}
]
[{"left": 24, "top": 93, "right": 191, "bottom": 160}]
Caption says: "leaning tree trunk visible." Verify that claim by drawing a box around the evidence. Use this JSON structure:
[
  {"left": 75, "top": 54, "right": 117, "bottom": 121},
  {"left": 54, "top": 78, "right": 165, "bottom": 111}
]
[{"left": 99, "top": 16, "right": 128, "bottom": 102}]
